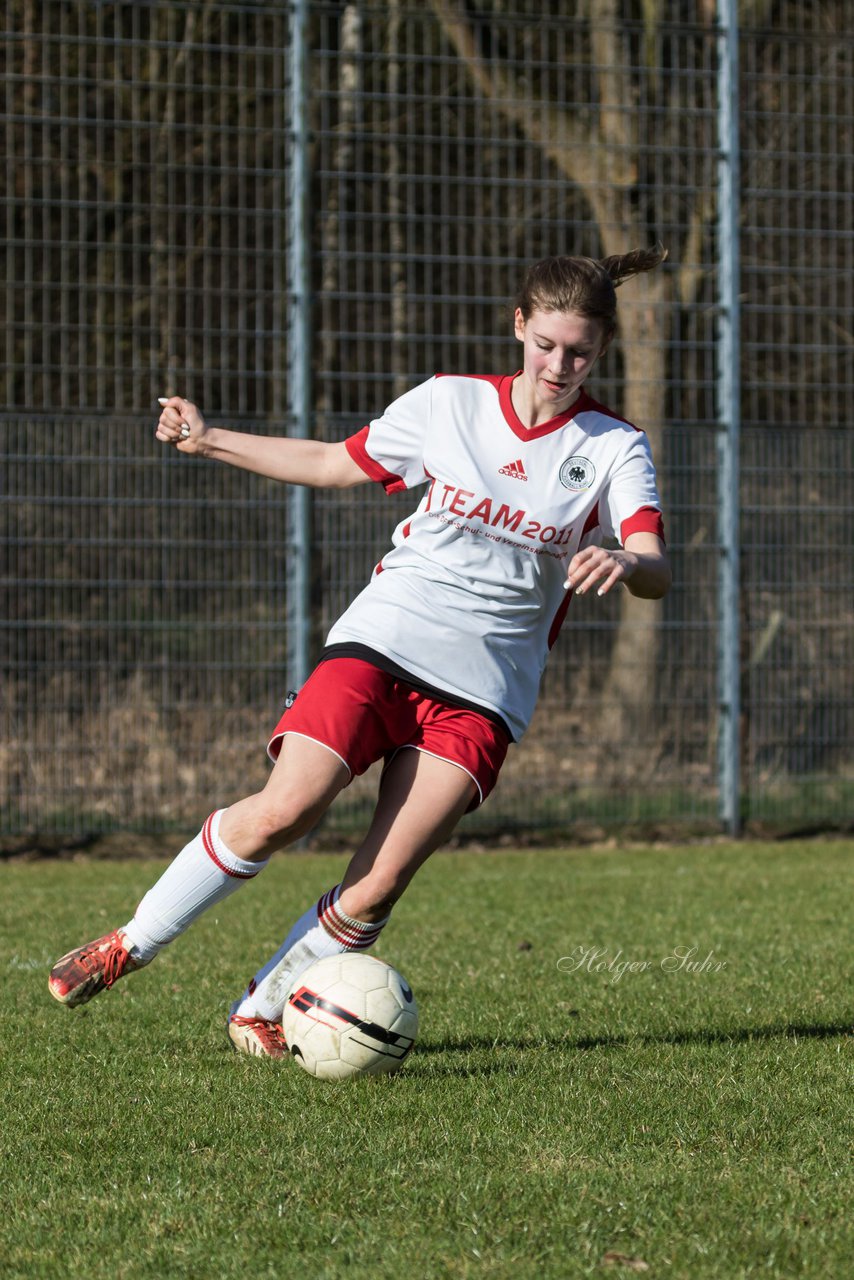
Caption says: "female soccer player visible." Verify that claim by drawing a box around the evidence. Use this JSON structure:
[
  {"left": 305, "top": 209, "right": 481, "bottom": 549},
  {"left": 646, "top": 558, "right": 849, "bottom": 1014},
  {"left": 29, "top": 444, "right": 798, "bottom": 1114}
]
[{"left": 49, "top": 248, "right": 672, "bottom": 1057}]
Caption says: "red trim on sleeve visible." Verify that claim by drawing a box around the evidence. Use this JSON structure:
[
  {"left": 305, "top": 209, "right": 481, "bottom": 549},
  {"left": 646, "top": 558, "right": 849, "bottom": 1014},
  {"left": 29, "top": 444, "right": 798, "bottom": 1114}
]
[
  {"left": 620, "top": 506, "right": 665, "bottom": 545},
  {"left": 344, "top": 426, "right": 407, "bottom": 494}
]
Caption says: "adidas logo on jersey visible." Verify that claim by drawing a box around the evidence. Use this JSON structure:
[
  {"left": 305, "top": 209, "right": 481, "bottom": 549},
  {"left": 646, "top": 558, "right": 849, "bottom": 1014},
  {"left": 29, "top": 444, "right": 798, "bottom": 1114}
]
[{"left": 498, "top": 458, "right": 528, "bottom": 481}]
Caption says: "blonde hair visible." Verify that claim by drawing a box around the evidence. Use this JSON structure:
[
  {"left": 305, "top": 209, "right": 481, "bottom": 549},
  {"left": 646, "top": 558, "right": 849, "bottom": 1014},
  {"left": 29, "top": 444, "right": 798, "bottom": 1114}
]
[{"left": 516, "top": 245, "right": 668, "bottom": 338}]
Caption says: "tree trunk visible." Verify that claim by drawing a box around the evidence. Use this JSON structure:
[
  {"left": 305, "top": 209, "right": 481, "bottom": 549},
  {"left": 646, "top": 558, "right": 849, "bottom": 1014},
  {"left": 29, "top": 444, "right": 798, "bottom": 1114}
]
[{"left": 601, "top": 262, "right": 670, "bottom": 743}]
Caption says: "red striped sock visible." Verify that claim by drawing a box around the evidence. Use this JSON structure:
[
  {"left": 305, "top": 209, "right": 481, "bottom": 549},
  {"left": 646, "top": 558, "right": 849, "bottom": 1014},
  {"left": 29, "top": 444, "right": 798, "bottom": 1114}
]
[
  {"left": 235, "top": 884, "right": 389, "bottom": 1022},
  {"left": 122, "top": 810, "right": 267, "bottom": 962},
  {"left": 316, "top": 884, "right": 387, "bottom": 950}
]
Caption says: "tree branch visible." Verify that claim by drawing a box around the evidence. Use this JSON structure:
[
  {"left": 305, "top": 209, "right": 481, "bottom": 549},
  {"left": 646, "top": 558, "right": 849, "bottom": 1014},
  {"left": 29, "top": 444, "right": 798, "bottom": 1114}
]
[{"left": 429, "top": 0, "right": 635, "bottom": 193}]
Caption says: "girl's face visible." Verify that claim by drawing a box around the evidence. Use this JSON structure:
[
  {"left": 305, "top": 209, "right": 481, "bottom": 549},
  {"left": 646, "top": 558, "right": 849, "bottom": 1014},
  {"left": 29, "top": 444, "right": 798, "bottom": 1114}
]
[{"left": 514, "top": 307, "right": 610, "bottom": 416}]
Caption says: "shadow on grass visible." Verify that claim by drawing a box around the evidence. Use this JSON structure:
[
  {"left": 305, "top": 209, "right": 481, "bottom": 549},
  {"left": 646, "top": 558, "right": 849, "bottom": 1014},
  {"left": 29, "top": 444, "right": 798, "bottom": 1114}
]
[{"left": 416, "top": 1019, "right": 852, "bottom": 1074}]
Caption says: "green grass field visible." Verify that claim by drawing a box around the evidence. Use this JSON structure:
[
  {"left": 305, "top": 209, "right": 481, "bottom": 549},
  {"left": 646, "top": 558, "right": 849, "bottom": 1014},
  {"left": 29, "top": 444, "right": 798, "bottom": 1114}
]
[{"left": 1, "top": 841, "right": 851, "bottom": 1279}]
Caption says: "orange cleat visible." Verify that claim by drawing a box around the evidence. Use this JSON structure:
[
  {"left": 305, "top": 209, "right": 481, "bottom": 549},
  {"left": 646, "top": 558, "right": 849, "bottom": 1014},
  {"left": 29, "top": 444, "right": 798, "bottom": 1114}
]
[
  {"left": 228, "top": 1007, "right": 289, "bottom": 1059},
  {"left": 48, "top": 930, "right": 143, "bottom": 1007}
]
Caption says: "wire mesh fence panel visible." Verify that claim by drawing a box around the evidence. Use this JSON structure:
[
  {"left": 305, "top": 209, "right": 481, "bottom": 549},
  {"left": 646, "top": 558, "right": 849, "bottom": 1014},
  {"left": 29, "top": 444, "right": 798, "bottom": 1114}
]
[
  {"left": 2, "top": 1, "right": 852, "bottom": 838},
  {"left": 3, "top": 2, "right": 295, "bottom": 833},
  {"left": 739, "top": 8, "right": 854, "bottom": 827}
]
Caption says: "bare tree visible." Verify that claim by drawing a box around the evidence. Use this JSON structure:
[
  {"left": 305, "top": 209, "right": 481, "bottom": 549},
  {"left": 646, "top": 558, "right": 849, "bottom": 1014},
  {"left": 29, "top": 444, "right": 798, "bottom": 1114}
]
[{"left": 428, "top": 0, "right": 710, "bottom": 739}]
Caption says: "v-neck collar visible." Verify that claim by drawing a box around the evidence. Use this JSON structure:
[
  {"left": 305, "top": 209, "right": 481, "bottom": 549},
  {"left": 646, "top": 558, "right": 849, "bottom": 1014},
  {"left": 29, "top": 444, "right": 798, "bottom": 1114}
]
[{"left": 499, "top": 372, "right": 593, "bottom": 441}]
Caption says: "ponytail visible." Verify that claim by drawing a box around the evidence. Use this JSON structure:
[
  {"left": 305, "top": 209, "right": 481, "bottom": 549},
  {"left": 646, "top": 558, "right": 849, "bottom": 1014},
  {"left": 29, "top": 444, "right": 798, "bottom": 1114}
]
[
  {"left": 600, "top": 243, "right": 668, "bottom": 288},
  {"left": 516, "top": 244, "right": 668, "bottom": 336}
]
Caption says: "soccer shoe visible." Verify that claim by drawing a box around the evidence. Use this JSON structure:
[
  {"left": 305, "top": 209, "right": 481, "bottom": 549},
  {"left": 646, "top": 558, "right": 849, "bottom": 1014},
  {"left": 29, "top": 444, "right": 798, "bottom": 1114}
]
[
  {"left": 227, "top": 1002, "right": 288, "bottom": 1059},
  {"left": 48, "top": 929, "right": 143, "bottom": 1007}
]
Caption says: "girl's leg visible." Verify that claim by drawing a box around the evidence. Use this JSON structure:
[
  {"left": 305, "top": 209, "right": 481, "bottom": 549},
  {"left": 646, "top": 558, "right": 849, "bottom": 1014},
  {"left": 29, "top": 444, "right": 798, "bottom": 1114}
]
[
  {"left": 338, "top": 747, "right": 478, "bottom": 918},
  {"left": 234, "top": 748, "right": 476, "bottom": 1030},
  {"left": 48, "top": 735, "right": 350, "bottom": 1007},
  {"left": 123, "top": 735, "right": 350, "bottom": 951}
]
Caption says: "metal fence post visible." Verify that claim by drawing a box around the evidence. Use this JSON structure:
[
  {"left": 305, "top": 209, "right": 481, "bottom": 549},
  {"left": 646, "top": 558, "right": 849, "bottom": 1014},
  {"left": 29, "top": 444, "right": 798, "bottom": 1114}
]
[
  {"left": 286, "top": 0, "right": 312, "bottom": 689},
  {"left": 716, "top": 0, "right": 742, "bottom": 835}
]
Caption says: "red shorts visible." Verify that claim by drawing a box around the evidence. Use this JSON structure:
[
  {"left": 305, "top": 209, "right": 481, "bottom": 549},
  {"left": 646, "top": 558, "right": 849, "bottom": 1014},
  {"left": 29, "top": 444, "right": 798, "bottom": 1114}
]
[{"left": 267, "top": 658, "right": 509, "bottom": 810}]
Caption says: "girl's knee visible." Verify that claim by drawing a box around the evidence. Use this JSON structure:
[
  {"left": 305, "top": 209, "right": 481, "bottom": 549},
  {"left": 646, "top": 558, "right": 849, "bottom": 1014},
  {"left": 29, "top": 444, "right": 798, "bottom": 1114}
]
[
  {"left": 257, "top": 801, "right": 322, "bottom": 849},
  {"left": 224, "top": 791, "right": 326, "bottom": 857}
]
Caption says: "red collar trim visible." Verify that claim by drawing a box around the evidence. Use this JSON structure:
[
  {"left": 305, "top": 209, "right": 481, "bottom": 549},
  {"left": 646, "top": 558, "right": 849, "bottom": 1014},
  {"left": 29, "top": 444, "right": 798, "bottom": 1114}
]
[{"left": 499, "top": 373, "right": 593, "bottom": 440}]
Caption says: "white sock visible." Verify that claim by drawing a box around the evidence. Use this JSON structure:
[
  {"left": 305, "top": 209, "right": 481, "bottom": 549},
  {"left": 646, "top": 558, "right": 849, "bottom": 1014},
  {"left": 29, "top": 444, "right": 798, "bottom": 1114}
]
[
  {"left": 234, "top": 884, "right": 389, "bottom": 1023},
  {"left": 121, "top": 810, "right": 268, "bottom": 963}
]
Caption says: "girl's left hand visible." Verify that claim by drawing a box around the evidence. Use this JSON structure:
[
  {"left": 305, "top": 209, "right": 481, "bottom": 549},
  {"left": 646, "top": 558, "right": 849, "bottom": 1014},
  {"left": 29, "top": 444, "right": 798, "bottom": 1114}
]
[{"left": 564, "top": 545, "right": 636, "bottom": 597}]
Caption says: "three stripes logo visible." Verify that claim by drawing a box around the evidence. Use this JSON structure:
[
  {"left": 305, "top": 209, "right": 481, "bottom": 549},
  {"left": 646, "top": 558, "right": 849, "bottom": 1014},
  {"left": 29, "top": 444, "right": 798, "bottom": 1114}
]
[{"left": 499, "top": 457, "right": 528, "bottom": 481}]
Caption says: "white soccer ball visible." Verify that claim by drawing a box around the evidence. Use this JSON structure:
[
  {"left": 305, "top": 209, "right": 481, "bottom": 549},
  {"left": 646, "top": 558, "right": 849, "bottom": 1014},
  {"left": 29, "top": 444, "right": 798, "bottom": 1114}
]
[{"left": 282, "top": 952, "right": 419, "bottom": 1081}]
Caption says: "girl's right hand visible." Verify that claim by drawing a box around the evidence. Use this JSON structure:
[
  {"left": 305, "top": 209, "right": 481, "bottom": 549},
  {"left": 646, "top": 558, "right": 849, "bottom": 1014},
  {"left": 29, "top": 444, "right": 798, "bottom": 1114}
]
[{"left": 156, "top": 396, "right": 208, "bottom": 454}]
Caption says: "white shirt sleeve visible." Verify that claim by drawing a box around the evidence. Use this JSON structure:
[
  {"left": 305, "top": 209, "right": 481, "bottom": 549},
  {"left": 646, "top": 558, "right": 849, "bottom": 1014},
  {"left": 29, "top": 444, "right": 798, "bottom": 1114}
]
[
  {"left": 600, "top": 430, "right": 664, "bottom": 544},
  {"left": 345, "top": 378, "right": 434, "bottom": 492}
]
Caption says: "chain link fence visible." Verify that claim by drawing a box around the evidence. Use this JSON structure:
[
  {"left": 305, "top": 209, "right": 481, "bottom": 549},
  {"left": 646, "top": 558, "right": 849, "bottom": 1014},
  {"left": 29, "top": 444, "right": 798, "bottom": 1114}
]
[{"left": 2, "top": 1, "right": 852, "bottom": 840}]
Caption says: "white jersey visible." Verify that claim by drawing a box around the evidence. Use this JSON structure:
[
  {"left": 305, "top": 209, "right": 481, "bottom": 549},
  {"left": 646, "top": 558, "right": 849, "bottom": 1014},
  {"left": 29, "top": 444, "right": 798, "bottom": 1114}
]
[{"left": 327, "top": 373, "right": 664, "bottom": 741}]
